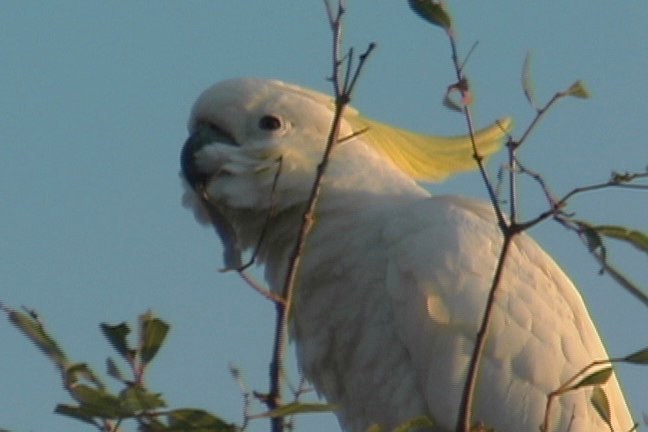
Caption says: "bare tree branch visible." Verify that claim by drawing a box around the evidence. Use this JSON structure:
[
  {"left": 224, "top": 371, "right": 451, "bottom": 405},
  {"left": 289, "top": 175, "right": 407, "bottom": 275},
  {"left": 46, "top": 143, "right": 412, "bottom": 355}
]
[{"left": 263, "top": 3, "right": 375, "bottom": 431}]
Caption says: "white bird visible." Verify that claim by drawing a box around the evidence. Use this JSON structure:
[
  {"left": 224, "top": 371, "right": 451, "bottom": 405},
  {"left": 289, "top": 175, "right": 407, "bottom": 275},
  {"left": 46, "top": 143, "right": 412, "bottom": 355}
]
[{"left": 180, "top": 78, "right": 632, "bottom": 432}]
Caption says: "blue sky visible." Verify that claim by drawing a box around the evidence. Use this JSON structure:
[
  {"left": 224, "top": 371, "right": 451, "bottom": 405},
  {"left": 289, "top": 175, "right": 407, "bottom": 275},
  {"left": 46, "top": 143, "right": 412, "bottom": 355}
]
[{"left": 1, "top": 2, "right": 646, "bottom": 431}]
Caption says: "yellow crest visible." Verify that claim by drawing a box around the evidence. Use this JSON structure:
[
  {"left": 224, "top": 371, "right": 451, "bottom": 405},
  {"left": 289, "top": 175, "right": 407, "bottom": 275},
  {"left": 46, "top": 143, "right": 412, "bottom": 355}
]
[
  {"left": 286, "top": 81, "right": 512, "bottom": 181},
  {"left": 345, "top": 112, "right": 512, "bottom": 182}
]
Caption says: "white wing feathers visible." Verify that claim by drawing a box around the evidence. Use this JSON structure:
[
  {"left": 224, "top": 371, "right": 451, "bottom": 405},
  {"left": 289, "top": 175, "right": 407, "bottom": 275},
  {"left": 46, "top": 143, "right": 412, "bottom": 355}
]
[{"left": 383, "top": 196, "right": 630, "bottom": 431}]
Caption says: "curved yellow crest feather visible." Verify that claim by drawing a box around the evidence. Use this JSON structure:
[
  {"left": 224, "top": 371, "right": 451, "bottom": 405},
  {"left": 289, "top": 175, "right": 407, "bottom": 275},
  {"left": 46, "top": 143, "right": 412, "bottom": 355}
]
[
  {"left": 345, "top": 113, "right": 512, "bottom": 182},
  {"left": 280, "top": 80, "right": 512, "bottom": 182}
]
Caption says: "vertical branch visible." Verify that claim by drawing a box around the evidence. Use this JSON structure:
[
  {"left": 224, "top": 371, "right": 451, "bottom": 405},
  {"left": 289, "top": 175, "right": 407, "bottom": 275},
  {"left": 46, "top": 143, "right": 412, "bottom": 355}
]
[
  {"left": 443, "top": 21, "right": 539, "bottom": 432},
  {"left": 443, "top": 28, "right": 520, "bottom": 432},
  {"left": 456, "top": 233, "right": 515, "bottom": 432},
  {"left": 413, "top": 5, "right": 647, "bottom": 432},
  {"left": 507, "top": 140, "right": 519, "bottom": 223},
  {"left": 264, "top": 2, "right": 374, "bottom": 431},
  {"left": 446, "top": 34, "right": 508, "bottom": 231}
]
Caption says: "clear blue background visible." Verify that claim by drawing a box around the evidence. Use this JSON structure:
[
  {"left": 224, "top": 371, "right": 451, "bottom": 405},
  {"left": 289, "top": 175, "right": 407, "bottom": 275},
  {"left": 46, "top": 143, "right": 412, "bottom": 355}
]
[{"left": 1, "top": 2, "right": 646, "bottom": 431}]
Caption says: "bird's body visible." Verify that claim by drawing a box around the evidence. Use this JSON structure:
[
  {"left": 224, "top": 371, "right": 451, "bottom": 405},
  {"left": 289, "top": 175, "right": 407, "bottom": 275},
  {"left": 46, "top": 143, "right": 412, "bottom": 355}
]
[{"left": 181, "top": 78, "right": 632, "bottom": 431}]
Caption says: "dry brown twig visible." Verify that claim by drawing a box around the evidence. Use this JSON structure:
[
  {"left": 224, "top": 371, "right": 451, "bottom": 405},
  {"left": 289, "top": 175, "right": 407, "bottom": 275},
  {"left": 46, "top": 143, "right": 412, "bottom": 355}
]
[
  {"left": 433, "top": 5, "right": 648, "bottom": 431},
  {"left": 244, "top": 2, "right": 376, "bottom": 431}
]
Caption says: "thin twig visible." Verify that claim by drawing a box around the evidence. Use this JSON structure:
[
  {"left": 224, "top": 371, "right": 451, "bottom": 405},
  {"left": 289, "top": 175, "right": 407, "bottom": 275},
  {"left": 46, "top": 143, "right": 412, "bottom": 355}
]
[
  {"left": 541, "top": 358, "right": 620, "bottom": 432},
  {"left": 507, "top": 138, "right": 519, "bottom": 223},
  {"left": 237, "top": 157, "right": 284, "bottom": 273},
  {"left": 445, "top": 26, "right": 520, "bottom": 432},
  {"left": 264, "top": 3, "right": 375, "bottom": 431},
  {"left": 516, "top": 171, "right": 648, "bottom": 233},
  {"left": 439, "top": 7, "right": 648, "bottom": 430},
  {"left": 239, "top": 271, "right": 285, "bottom": 305},
  {"left": 447, "top": 33, "right": 507, "bottom": 231},
  {"left": 230, "top": 364, "right": 253, "bottom": 431},
  {"left": 516, "top": 92, "right": 562, "bottom": 148},
  {"left": 456, "top": 234, "right": 514, "bottom": 432}
]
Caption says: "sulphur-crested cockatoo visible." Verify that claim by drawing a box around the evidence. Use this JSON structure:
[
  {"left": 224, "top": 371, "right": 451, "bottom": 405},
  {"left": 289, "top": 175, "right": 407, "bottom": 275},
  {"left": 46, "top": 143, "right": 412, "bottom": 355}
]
[{"left": 180, "top": 78, "right": 632, "bottom": 432}]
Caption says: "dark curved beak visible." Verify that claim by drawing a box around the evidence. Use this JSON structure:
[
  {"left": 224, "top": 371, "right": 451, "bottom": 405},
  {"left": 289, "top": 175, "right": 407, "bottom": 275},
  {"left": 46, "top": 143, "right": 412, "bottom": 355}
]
[{"left": 180, "top": 124, "right": 237, "bottom": 190}]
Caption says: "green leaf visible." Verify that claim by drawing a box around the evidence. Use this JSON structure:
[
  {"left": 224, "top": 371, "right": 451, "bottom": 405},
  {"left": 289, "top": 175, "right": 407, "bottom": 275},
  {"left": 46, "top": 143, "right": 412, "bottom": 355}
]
[
  {"left": 120, "top": 385, "right": 166, "bottom": 412},
  {"left": 106, "top": 357, "right": 125, "bottom": 382},
  {"left": 595, "top": 258, "right": 648, "bottom": 308},
  {"left": 166, "top": 409, "right": 235, "bottom": 432},
  {"left": 54, "top": 404, "right": 98, "bottom": 425},
  {"left": 69, "top": 384, "right": 131, "bottom": 418},
  {"left": 139, "top": 311, "right": 170, "bottom": 365},
  {"left": 7, "top": 308, "right": 68, "bottom": 371},
  {"left": 624, "top": 346, "right": 648, "bottom": 364},
  {"left": 100, "top": 322, "right": 132, "bottom": 360},
  {"left": 408, "top": 0, "right": 452, "bottom": 30},
  {"left": 575, "top": 221, "right": 606, "bottom": 260},
  {"left": 65, "top": 362, "right": 104, "bottom": 389},
  {"left": 144, "top": 416, "right": 168, "bottom": 430},
  {"left": 565, "top": 80, "right": 591, "bottom": 99},
  {"left": 575, "top": 221, "right": 648, "bottom": 307},
  {"left": 590, "top": 387, "right": 612, "bottom": 429},
  {"left": 593, "top": 225, "right": 648, "bottom": 254},
  {"left": 260, "top": 402, "right": 335, "bottom": 418},
  {"left": 521, "top": 51, "right": 537, "bottom": 109},
  {"left": 393, "top": 415, "right": 435, "bottom": 432},
  {"left": 443, "top": 92, "right": 463, "bottom": 113},
  {"left": 570, "top": 367, "right": 613, "bottom": 390},
  {"left": 365, "top": 425, "right": 382, "bottom": 432}
]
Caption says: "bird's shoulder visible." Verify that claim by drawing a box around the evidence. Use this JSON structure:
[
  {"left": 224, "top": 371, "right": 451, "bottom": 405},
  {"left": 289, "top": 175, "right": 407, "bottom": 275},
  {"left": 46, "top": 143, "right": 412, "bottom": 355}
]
[{"left": 376, "top": 195, "right": 628, "bottom": 430}]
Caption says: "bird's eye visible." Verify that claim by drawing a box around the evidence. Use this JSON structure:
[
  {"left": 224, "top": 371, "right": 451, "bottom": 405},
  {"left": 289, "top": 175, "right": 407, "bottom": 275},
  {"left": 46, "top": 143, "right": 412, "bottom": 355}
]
[{"left": 258, "top": 115, "right": 282, "bottom": 131}]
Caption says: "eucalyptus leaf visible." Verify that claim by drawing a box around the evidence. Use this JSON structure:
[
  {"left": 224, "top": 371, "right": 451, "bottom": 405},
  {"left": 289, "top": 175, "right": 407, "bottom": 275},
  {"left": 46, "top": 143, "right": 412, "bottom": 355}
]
[
  {"left": 69, "top": 384, "right": 131, "bottom": 418},
  {"left": 594, "top": 225, "right": 648, "bottom": 254},
  {"left": 408, "top": 0, "right": 452, "bottom": 29},
  {"left": 8, "top": 308, "right": 68, "bottom": 371},
  {"left": 442, "top": 92, "right": 463, "bottom": 113},
  {"left": 167, "top": 409, "right": 235, "bottom": 431},
  {"left": 100, "top": 322, "right": 132, "bottom": 360},
  {"left": 139, "top": 312, "right": 170, "bottom": 365},
  {"left": 521, "top": 51, "right": 537, "bottom": 109},
  {"left": 54, "top": 404, "right": 98, "bottom": 425},
  {"left": 569, "top": 367, "right": 612, "bottom": 390},
  {"left": 565, "top": 80, "right": 591, "bottom": 99},
  {"left": 393, "top": 415, "right": 435, "bottom": 432},
  {"left": 106, "top": 357, "right": 125, "bottom": 382},
  {"left": 624, "top": 346, "right": 648, "bottom": 365},
  {"left": 120, "top": 385, "right": 166, "bottom": 412},
  {"left": 260, "top": 402, "right": 335, "bottom": 418},
  {"left": 590, "top": 387, "right": 612, "bottom": 429},
  {"left": 594, "top": 257, "right": 648, "bottom": 308},
  {"left": 65, "top": 362, "right": 104, "bottom": 389}
]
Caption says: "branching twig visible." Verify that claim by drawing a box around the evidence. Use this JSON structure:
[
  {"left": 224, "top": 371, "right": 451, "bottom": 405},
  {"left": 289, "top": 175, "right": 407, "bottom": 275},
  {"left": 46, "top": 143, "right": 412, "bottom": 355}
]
[
  {"left": 230, "top": 364, "right": 253, "bottom": 431},
  {"left": 443, "top": 25, "right": 520, "bottom": 432},
  {"left": 515, "top": 170, "right": 648, "bottom": 233},
  {"left": 238, "top": 271, "right": 286, "bottom": 305},
  {"left": 447, "top": 36, "right": 507, "bottom": 232},
  {"left": 263, "top": 3, "right": 375, "bottom": 431},
  {"left": 419, "top": 5, "right": 647, "bottom": 432},
  {"left": 540, "top": 357, "right": 626, "bottom": 432},
  {"left": 456, "top": 234, "right": 514, "bottom": 432}
]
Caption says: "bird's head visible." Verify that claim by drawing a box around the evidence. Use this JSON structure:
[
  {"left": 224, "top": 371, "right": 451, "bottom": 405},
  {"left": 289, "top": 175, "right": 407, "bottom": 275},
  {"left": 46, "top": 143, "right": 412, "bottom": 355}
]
[{"left": 182, "top": 78, "right": 353, "bottom": 214}]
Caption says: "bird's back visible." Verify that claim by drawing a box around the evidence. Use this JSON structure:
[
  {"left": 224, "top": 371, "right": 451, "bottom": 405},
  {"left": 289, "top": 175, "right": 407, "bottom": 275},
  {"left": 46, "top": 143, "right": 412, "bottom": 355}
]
[{"left": 291, "top": 194, "right": 632, "bottom": 432}]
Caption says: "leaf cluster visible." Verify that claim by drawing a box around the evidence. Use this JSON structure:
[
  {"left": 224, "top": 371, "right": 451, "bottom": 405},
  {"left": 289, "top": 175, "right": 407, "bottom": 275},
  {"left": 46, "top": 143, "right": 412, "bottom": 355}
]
[{"left": 5, "top": 307, "right": 234, "bottom": 432}]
